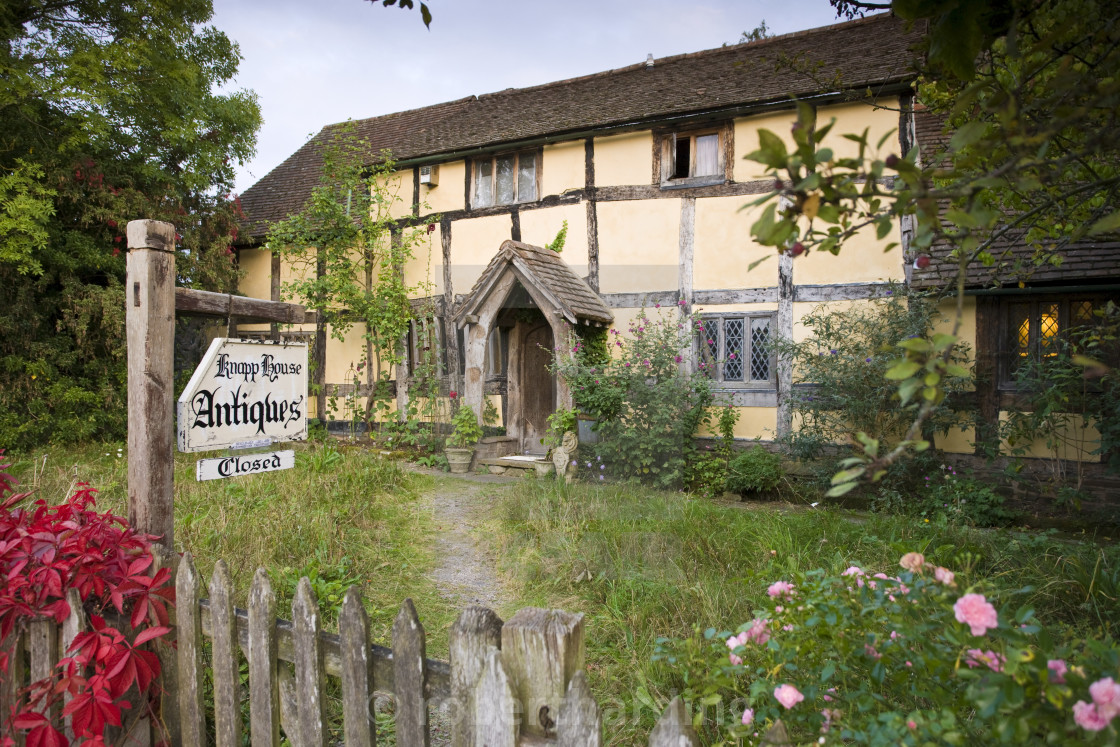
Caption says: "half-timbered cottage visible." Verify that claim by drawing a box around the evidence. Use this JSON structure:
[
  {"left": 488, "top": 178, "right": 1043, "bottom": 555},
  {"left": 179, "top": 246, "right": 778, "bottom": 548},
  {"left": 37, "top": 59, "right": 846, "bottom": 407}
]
[{"left": 234, "top": 11, "right": 1119, "bottom": 474}]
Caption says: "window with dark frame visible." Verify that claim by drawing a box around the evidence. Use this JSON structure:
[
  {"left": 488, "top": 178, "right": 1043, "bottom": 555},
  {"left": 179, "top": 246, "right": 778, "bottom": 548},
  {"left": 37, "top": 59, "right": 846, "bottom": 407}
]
[
  {"left": 473, "top": 151, "right": 538, "bottom": 208},
  {"left": 698, "top": 313, "right": 775, "bottom": 386},
  {"left": 997, "top": 294, "right": 1111, "bottom": 388}
]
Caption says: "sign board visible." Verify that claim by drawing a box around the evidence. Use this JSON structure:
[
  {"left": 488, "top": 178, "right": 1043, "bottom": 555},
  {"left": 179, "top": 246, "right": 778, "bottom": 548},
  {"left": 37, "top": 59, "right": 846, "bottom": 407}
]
[
  {"left": 196, "top": 450, "right": 295, "bottom": 481},
  {"left": 177, "top": 338, "right": 308, "bottom": 452}
]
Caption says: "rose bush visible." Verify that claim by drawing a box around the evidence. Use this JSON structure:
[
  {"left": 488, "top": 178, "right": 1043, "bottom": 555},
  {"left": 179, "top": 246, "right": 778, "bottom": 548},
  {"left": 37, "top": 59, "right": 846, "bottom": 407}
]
[{"left": 654, "top": 551, "right": 1120, "bottom": 744}]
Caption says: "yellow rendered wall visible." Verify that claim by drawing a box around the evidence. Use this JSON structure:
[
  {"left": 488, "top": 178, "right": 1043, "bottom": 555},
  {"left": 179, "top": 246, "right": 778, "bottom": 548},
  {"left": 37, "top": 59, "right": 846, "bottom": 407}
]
[
  {"left": 999, "top": 412, "right": 1102, "bottom": 462},
  {"left": 376, "top": 169, "right": 414, "bottom": 221},
  {"left": 792, "top": 226, "right": 903, "bottom": 285},
  {"left": 732, "top": 98, "right": 902, "bottom": 182},
  {"left": 541, "top": 141, "right": 585, "bottom": 197},
  {"left": 448, "top": 214, "right": 514, "bottom": 293},
  {"left": 404, "top": 225, "right": 443, "bottom": 297},
  {"left": 594, "top": 131, "right": 654, "bottom": 186},
  {"left": 694, "top": 196, "right": 777, "bottom": 289},
  {"left": 597, "top": 199, "right": 680, "bottom": 293},
  {"left": 518, "top": 203, "right": 589, "bottom": 272},
  {"left": 936, "top": 426, "right": 976, "bottom": 454},
  {"left": 933, "top": 297, "right": 978, "bottom": 366},
  {"left": 421, "top": 160, "right": 466, "bottom": 214},
  {"left": 793, "top": 300, "right": 856, "bottom": 343},
  {"left": 698, "top": 407, "right": 778, "bottom": 441},
  {"left": 238, "top": 248, "right": 272, "bottom": 300}
]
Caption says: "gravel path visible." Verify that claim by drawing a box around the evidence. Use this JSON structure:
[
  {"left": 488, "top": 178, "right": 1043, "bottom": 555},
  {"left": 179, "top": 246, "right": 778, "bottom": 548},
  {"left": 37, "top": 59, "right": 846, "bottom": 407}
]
[{"left": 410, "top": 466, "right": 517, "bottom": 612}]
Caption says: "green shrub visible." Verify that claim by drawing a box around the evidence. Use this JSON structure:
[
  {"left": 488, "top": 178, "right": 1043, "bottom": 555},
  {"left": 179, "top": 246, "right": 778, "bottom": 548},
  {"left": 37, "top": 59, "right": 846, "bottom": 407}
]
[
  {"left": 726, "top": 446, "right": 783, "bottom": 496},
  {"left": 771, "top": 289, "right": 975, "bottom": 493},
  {"left": 556, "top": 308, "right": 713, "bottom": 488},
  {"left": 447, "top": 404, "right": 483, "bottom": 448}
]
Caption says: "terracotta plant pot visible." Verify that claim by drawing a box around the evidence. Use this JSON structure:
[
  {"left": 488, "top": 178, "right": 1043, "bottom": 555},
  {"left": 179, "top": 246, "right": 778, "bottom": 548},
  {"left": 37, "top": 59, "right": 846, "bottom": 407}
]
[{"left": 445, "top": 447, "right": 474, "bottom": 474}]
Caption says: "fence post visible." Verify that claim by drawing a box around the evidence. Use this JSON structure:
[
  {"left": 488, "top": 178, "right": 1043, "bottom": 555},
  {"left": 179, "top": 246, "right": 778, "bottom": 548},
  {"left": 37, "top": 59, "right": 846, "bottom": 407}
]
[
  {"left": 557, "top": 671, "right": 601, "bottom": 746},
  {"left": 1, "top": 627, "right": 25, "bottom": 743},
  {"left": 450, "top": 605, "right": 503, "bottom": 747},
  {"left": 473, "top": 647, "right": 516, "bottom": 747},
  {"left": 293, "top": 578, "right": 326, "bottom": 747},
  {"left": 125, "top": 219, "right": 176, "bottom": 552},
  {"left": 175, "top": 553, "right": 206, "bottom": 746},
  {"left": 149, "top": 544, "right": 181, "bottom": 746},
  {"left": 500, "top": 608, "right": 584, "bottom": 739},
  {"left": 392, "top": 598, "right": 429, "bottom": 747},
  {"left": 248, "top": 569, "right": 281, "bottom": 747},
  {"left": 340, "top": 587, "right": 375, "bottom": 747},
  {"left": 210, "top": 561, "right": 242, "bottom": 747},
  {"left": 61, "top": 588, "right": 86, "bottom": 741},
  {"left": 28, "top": 619, "right": 59, "bottom": 722},
  {"left": 648, "top": 697, "right": 698, "bottom": 747}
]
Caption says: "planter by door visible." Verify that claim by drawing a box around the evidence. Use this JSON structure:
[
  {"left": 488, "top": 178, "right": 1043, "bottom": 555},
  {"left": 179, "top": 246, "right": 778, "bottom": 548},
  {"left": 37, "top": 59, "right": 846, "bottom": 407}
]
[{"left": 445, "top": 447, "right": 474, "bottom": 474}]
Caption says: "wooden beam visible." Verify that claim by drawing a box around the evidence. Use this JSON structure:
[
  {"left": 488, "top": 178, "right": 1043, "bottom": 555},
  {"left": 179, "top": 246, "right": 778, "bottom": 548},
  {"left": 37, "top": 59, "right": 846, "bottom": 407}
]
[{"left": 174, "top": 287, "right": 307, "bottom": 324}]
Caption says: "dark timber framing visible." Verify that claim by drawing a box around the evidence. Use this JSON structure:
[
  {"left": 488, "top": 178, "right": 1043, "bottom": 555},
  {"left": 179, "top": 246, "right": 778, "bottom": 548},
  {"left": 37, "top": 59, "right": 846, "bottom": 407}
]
[{"left": 585, "top": 138, "right": 600, "bottom": 291}]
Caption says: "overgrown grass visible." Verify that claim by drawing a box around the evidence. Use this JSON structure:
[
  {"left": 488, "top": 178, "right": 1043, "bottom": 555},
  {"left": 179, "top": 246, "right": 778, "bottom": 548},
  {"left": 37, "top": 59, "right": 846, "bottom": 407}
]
[
  {"left": 490, "top": 478, "right": 1120, "bottom": 745},
  {"left": 5, "top": 441, "right": 458, "bottom": 652}
]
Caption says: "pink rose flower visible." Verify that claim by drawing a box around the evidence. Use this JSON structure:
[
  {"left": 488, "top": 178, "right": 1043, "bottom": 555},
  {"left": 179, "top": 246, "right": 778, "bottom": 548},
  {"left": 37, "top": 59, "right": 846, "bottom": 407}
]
[
  {"left": 954, "top": 593, "right": 998, "bottom": 636},
  {"left": 1090, "top": 677, "right": 1120, "bottom": 720},
  {"left": 907, "top": 720, "right": 917, "bottom": 730},
  {"left": 899, "top": 552, "right": 925, "bottom": 573},
  {"left": 774, "top": 684, "right": 804, "bottom": 709},
  {"left": 744, "top": 618, "right": 771, "bottom": 646},
  {"left": 841, "top": 566, "right": 863, "bottom": 577},
  {"left": 965, "top": 648, "right": 1005, "bottom": 672},
  {"left": 1048, "top": 659, "right": 1068, "bottom": 684},
  {"left": 934, "top": 566, "right": 956, "bottom": 586},
  {"left": 1074, "top": 701, "right": 1111, "bottom": 732},
  {"left": 741, "top": 708, "right": 754, "bottom": 726},
  {"left": 768, "top": 580, "right": 795, "bottom": 599}
]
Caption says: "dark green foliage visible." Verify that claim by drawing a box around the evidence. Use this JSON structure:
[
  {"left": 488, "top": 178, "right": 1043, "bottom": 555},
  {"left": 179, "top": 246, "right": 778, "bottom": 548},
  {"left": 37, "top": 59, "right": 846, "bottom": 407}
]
[
  {"left": 772, "top": 290, "right": 975, "bottom": 491},
  {"left": 0, "top": 0, "right": 261, "bottom": 449},
  {"left": 727, "top": 446, "right": 783, "bottom": 496},
  {"left": 446, "top": 405, "right": 482, "bottom": 448},
  {"left": 558, "top": 310, "right": 713, "bottom": 488}
]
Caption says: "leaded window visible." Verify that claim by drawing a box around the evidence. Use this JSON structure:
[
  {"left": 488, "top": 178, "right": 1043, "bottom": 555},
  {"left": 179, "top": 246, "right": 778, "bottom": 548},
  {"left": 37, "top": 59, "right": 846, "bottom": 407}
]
[
  {"left": 473, "top": 151, "right": 538, "bottom": 208},
  {"left": 698, "top": 313, "right": 775, "bottom": 386}
]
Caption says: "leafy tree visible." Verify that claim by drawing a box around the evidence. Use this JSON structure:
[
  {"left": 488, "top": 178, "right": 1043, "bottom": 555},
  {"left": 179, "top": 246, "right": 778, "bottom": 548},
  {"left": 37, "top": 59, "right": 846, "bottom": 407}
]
[
  {"left": 745, "top": 0, "right": 1120, "bottom": 493},
  {"left": 267, "top": 124, "right": 433, "bottom": 423},
  {"left": 0, "top": 0, "right": 262, "bottom": 448}
]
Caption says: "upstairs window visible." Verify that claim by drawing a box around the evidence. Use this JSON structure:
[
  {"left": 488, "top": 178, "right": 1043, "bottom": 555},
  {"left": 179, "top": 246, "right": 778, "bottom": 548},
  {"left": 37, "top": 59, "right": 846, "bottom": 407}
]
[
  {"left": 474, "top": 151, "right": 538, "bottom": 207},
  {"left": 658, "top": 124, "right": 730, "bottom": 188},
  {"left": 698, "top": 313, "right": 775, "bottom": 386}
]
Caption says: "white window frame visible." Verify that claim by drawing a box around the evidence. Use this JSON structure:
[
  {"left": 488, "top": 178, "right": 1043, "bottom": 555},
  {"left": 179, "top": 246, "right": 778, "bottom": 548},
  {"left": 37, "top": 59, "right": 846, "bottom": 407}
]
[
  {"left": 472, "top": 150, "right": 539, "bottom": 208},
  {"left": 697, "top": 313, "right": 776, "bottom": 388}
]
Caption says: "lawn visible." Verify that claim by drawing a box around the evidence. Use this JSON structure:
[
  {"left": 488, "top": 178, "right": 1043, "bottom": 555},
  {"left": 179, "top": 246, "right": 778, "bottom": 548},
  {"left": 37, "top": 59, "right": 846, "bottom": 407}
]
[
  {"left": 486, "top": 478, "right": 1120, "bottom": 744},
  {"left": 3, "top": 441, "right": 460, "bottom": 653}
]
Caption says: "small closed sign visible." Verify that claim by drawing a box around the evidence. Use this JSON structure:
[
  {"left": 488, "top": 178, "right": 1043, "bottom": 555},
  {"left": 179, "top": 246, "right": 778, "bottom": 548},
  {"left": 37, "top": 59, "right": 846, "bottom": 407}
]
[{"left": 177, "top": 338, "right": 308, "bottom": 453}]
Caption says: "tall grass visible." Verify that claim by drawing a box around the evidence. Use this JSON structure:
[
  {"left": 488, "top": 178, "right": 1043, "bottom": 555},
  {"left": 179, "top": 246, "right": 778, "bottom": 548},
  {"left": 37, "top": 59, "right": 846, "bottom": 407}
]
[
  {"left": 492, "top": 478, "right": 1120, "bottom": 745},
  {"left": 5, "top": 441, "right": 458, "bottom": 652}
]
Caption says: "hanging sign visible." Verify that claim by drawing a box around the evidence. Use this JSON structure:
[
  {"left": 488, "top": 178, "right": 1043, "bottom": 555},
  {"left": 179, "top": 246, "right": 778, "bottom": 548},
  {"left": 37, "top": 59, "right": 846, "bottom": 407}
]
[
  {"left": 177, "top": 338, "right": 308, "bottom": 453},
  {"left": 196, "top": 450, "right": 296, "bottom": 481}
]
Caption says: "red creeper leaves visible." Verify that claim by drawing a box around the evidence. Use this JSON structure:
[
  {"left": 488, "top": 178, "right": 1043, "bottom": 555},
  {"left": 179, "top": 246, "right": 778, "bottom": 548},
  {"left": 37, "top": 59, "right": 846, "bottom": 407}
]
[{"left": 0, "top": 452, "right": 174, "bottom": 744}]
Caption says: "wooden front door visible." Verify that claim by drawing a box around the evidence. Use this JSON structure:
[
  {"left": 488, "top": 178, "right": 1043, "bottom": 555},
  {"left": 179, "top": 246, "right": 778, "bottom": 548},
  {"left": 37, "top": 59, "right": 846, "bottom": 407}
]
[{"left": 520, "top": 323, "right": 555, "bottom": 454}]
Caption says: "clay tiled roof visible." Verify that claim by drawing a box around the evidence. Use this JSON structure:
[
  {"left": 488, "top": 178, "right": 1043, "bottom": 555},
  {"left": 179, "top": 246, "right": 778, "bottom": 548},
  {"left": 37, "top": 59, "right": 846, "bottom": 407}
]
[
  {"left": 240, "top": 13, "right": 924, "bottom": 238},
  {"left": 909, "top": 108, "right": 1120, "bottom": 289},
  {"left": 456, "top": 241, "right": 613, "bottom": 326}
]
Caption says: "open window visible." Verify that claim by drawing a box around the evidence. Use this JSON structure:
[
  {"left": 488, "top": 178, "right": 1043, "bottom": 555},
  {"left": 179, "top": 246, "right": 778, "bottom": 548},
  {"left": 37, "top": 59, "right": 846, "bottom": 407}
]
[
  {"left": 473, "top": 150, "right": 539, "bottom": 208},
  {"left": 657, "top": 123, "right": 731, "bottom": 188}
]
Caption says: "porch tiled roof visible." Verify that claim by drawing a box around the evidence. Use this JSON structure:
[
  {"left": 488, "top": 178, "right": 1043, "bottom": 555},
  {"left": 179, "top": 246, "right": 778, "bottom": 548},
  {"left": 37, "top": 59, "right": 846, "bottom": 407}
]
[
  {"left": 239, "top": 13, "right": 923, "bottom": 238},
  {"left": 457, "top": 241, "right": 613, "bottom": 326}
]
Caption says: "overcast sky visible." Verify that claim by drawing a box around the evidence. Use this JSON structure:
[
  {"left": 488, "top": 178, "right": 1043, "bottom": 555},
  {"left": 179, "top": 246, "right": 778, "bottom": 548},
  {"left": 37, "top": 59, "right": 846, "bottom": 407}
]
[{"left": 211, "top": 0, "right": 851, "bottom": 194}]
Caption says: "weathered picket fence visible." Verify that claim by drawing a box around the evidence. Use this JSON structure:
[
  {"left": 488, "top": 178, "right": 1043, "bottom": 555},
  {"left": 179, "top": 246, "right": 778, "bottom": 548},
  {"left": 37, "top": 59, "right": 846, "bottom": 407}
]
[{"left": 3, "top": 552, "right": 792, "bottom": 746}]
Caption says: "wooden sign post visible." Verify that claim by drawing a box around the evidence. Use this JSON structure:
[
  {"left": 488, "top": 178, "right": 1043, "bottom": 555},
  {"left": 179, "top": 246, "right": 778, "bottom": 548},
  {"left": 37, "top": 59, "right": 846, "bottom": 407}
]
[{"left": 126, "top": 220, "right": 177, "bottom": 550}]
